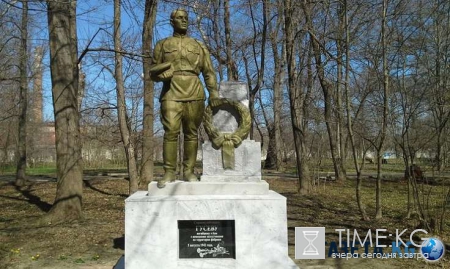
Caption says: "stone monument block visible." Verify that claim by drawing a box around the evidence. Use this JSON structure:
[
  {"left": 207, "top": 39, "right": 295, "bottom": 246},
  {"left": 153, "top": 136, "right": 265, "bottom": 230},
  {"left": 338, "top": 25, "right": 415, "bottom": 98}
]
[
  {"left": 125, "top": 191, "right": 298, "bottom": 269},
  {"left": 218, "top": 81, "right": 249, "bottom": 107},
  {"left": 212, "top": 81, "right": 249, "bottom": 133},
  {"left": 202, "top": 81, "right": 261, "bottom": 181},
  {"left": 201, "top": 140, "right": 261, "bottom": 182}
]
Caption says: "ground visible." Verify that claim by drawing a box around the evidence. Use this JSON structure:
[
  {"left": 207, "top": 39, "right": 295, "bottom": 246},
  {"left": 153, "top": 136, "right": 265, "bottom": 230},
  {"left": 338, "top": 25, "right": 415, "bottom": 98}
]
[{"left": 0, "top": 164, "right": 449, "bottom": 268}]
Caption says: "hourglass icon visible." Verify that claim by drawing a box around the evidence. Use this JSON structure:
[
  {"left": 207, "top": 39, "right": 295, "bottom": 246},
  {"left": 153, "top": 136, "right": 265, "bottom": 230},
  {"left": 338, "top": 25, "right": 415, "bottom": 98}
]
[{"left": 303, "top": 231, "right": 319, "bottom": 255}]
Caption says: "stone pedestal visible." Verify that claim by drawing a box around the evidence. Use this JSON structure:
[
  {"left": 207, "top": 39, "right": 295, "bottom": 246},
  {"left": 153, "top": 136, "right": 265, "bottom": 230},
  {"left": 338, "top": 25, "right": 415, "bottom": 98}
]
[
  {"left": 125, "top": 190, "right": 298, "bottom": 269},
  {"left": 148, "top": 181, "right": 269, "bottom": 196}
]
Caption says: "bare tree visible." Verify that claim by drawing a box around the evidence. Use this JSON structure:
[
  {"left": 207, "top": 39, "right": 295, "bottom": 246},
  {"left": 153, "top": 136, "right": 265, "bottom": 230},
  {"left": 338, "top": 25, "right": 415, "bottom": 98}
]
[
  {"left": 302, "top": 0, "right": 346, "bottom": 183},
  {"left": 264, "top": 0, "right": 285, "bottom": 171},
  {"left": 15, "top": 0, "right": 28, "bottom": 186},
  {"left": 428, "top": 0, "right": 450, "bottom": 172},
  {"left": 373, "top": 0, "right": 390, "bottom": 219},
  {"left": 243, "top": 0, "right": 268, "bottom": 139},
  {"left": 45, "top": 0, "right": 83, "bottom": 222},
  {"left": 285, "top": 0, "right": 312, "bottom": 194},
  {"left": 140, "top": 0, "right": 158, "bottom": 187},
  {"left": 114, "top": 0, "right": 139, "bottom": 194},
  {"left": 342, "top": 0, "right": 369, "bottom": 221},
  {"left": 223, "top": 0, "right": 238, "bottom": 81}
]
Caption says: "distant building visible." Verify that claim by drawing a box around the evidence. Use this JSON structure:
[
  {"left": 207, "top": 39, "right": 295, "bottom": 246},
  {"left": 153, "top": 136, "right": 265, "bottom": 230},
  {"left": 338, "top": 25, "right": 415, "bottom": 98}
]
[{"left": 29, "top": 122, "right": 56, "bottom": 163}]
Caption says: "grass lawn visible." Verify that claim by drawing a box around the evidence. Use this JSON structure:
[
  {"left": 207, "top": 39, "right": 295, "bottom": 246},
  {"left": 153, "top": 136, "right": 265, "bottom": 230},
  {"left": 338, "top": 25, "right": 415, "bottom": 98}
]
[{"left": 0, "top": 164, "right": 449, "bottom": 268}]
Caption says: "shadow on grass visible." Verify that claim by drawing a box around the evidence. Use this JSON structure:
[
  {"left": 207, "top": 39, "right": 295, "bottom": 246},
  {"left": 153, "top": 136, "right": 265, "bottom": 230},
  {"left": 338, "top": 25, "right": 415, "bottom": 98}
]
[
  {"left": 83, "top": 180, "right": 128, "bottom": 198},
  {"left": 113, "top": 235, "right": 125, "bottom": 250},
  {"left": 0, "top": 183, "right": 52, "bottom": 212}
]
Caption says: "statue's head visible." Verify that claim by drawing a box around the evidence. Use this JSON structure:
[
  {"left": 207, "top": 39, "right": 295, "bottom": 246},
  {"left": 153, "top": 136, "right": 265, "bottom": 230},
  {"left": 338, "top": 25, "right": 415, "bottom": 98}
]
[{"left": 170, "top": 8, "right": 188, "bottom": 34}]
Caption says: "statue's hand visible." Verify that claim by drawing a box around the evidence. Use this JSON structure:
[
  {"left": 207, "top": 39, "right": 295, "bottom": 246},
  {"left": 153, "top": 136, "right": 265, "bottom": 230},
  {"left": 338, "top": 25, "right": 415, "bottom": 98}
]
[
  {"left": 157, "top": 68, "right": 174, "bottom": 82},
  {"left": 209, "top": 97, "right": 221, "bottom": 107}
]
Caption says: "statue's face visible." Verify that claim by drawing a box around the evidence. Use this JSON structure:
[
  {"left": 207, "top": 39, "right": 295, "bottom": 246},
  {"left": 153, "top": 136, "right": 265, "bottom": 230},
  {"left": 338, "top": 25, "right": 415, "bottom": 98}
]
[{"left": 171, "top": 11, "right": 188, "bottom": 33}]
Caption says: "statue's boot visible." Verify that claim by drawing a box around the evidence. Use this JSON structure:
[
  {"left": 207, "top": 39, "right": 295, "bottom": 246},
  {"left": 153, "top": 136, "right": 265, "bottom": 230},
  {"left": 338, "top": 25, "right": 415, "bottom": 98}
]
[
  {"left": 183, "top": 140, "right": 199, "bottom": 182},
  {"left": 158, "top": 141, "right": 178, "bottom": 188}
]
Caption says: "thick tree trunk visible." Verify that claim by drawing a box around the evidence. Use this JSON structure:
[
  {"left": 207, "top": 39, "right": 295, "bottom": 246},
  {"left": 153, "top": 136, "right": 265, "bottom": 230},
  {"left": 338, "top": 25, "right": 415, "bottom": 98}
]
[
  {"left": 46, "top": 0, "right": 83, "bottom": 222},
  {"left": 140, "top": 0, "right": 158, "bottom": 187},
  {"left": 264, "top": 126, "right": 277, "bottom": 169},
  {"left": 114, "top": 0, "right": 139, "bottom": 194},
  {"left": 323, "top": 86, "right": 346, "bottom": 183},
  {"left": 15, "top": 0, "right": 28, "bottom": 187}
]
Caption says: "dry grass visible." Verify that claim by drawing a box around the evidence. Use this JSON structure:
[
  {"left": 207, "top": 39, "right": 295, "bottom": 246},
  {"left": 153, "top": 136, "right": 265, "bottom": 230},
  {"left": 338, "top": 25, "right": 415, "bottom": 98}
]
[
  {"left": 0, "top": 171, "right": 449, "bottom": 268},
  {"left": 0, "top": 178, "right": 127, "bottom": 269}
]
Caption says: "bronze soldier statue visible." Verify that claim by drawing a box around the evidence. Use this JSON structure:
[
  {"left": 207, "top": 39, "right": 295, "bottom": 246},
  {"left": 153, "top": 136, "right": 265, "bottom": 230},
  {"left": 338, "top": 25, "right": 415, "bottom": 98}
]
[{"left": 150, "top": 8, "right": 219, "bottom": 188}]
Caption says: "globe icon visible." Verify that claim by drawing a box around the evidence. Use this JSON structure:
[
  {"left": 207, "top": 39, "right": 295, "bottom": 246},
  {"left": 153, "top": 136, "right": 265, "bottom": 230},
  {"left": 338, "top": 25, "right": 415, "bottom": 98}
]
[{"left": 420, "top": 238, "right": 445, "bottom": 261}]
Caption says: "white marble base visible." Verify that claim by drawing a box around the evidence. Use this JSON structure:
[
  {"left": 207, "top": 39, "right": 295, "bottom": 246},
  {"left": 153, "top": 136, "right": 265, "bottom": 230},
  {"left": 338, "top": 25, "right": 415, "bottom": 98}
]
[
  {"left": 148, "top": 181, "right": 269, "bottom": 196},
  {"left": 125, "top": 191, "right": 298, "bottom": 269},
  {"left": 201, "top": 141, "right": 262, "bottom": 182}
]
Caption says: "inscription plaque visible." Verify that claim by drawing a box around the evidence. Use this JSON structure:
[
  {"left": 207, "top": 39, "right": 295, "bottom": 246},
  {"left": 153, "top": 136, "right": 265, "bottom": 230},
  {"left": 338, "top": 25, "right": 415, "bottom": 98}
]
[{"left": 178, "top": 220, "right": 236, "bottom": 259}]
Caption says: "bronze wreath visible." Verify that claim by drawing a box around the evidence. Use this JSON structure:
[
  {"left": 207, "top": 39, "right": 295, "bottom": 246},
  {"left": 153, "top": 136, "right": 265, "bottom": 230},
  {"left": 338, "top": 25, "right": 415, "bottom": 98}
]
[{"left": 203, "top": 98, "right": 251, "bottom": 169}]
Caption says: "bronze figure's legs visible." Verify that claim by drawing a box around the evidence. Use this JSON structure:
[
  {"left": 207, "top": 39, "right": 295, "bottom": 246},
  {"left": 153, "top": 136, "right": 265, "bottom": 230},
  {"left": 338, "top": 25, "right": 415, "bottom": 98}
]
[
  {"left": 158, "top": 141, "right": 178, "bottom": 188},
  {"left": 159, "top": 100, "right": 204, "bottom": 187},
  {"left": 159, "top": 101, "right": 182, "bottom": 188},
  {"left": 183, "top": 140, "right": 198, "bottom": 181},
  {"left": 181, "top": 101, "right": 204, "bottom": 182},
  {"left": 182, "top": 100, "right": 205, "bottom": 182}
]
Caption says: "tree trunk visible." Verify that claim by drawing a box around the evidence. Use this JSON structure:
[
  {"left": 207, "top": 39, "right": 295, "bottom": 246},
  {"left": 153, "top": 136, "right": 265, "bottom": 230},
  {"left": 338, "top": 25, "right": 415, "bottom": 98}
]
[
  {"left": 336, "top": 1, "right": 347, "bottom": 173},
  {"left": 140, "top": 0, "right": 158, "bottom": 187},
  {"left": 264, "top": 126, "right": 277, "bottom": 169},
  {"left": 248, "top": 93, "right": 255, "bottom": 139},
  {"left": 401, "top": 148, "right": 413, "bottom": 218},
  {"left": 285, "top": 0, "right": 311, "bottom": 194},
  {"left": 45, "top": 0, "right": 83, "bottom": 222},
  {"left": 223, "top": 0, "right": 238, "bottom": 80},
  {"left": 303, "top": 1, "right": 345, "bottom": 183},
  {"left": 114, "top": 0, "right": 139, "bottom": 194},
  {"left": 343, "top": 0, "right": 368, "bottom": 221},
  {"left": 15, "top": 0, "right": 28, "bottom": 187},
  {"left": 375, "top": 0, "right": 390, "bottom": 219},
  {"left": 271, "top": 34, "right": 284, "bottom": 171},
  {"left": 246, "top": 0, "right": 267, "bottom": 140}
]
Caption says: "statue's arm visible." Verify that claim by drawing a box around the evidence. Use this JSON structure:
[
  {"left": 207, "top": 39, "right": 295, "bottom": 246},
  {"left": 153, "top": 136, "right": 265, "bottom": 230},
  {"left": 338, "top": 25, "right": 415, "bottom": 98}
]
[
  {"left": 200, "top": 44, "right": 219, "bottom": 100},
  {"left": 150, "top": 41, "right": 162, "bottom": 81},
  {"left": 150, "top": 40, "right": 172, "bottom": 82}
]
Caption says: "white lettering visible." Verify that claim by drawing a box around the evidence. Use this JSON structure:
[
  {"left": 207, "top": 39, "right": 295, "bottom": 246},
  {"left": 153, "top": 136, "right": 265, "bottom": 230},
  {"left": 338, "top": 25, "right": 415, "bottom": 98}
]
[
  {"left": 353, "top": 229, "right": 373, "bottom": 248},
  {"left": 376, "top": 229, "right": 387, "bottom": 247},
  {"left": 336, "top": 229, "right": 346, "bottom": 248},
  {"left": 395, "top": 229, "right": 407, "bottom": 247},
  {"left": 409, "top": 229, "right": 428, "bottom": 248}
]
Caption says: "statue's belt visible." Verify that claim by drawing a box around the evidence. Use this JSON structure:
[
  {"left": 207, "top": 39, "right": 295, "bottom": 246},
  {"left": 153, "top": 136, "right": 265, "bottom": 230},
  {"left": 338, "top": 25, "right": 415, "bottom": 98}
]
[{"left": 173, "top": 70, "right": 198, "bottom": 76}]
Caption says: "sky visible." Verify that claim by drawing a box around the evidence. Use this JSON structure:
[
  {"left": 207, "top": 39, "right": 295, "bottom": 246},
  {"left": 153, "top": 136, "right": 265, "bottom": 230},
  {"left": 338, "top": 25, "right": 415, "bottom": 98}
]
[{"left": 37, "top": 0, "right": 176, "bottom": 121}]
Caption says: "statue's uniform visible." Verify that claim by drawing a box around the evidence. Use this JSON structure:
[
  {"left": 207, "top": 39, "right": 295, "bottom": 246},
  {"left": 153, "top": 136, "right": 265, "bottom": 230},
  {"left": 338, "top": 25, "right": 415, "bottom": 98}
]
[{"left": 151, "top": 32, "right": 218, "bottom": 183}]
